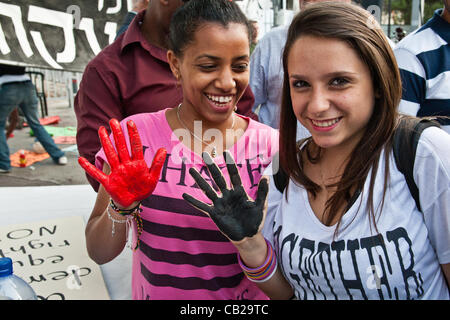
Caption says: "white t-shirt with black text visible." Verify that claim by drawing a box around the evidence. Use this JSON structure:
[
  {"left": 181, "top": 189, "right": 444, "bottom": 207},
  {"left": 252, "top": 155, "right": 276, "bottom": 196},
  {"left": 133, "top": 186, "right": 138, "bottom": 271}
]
[{"left": 262, "top": 127, "right": 450, "bottom": 300}]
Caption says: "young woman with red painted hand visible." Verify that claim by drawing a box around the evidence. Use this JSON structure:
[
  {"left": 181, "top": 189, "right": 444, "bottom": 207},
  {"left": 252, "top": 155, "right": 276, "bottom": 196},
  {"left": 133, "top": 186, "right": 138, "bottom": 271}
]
[
  {"left": 79, "top": 0, "right": 278, "bottom": 300},
  {"left": 78, "top": 118, "right": 166, "bottom": 258},
  {"left": 79, "top": 119, "right": 167, "bottom": 209},
  {"left": 184, "top": 3, "right": 450, "bottom": 300}
]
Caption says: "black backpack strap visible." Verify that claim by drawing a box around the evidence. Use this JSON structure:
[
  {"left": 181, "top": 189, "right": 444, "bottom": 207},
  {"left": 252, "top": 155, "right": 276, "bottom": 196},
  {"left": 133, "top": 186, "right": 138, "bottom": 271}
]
[
  {"left": 272, "top": 152, "right": 288, "bottom": 193},
  {"left": 274, "top": 167, "right": 288, "bottom": 193},
  {"left": 393, "top": 118, "right": 440, "bottom": 211}
]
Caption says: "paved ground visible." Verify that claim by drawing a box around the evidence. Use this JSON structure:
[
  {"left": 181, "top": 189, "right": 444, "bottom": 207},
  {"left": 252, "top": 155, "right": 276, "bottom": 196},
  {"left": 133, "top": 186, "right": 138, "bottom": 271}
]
[
  {"left": 0, "top": 100, "right": 132, "bottom": 299},
  {"left": 0, "top": 98, "right": 89, "bottom": 187}
]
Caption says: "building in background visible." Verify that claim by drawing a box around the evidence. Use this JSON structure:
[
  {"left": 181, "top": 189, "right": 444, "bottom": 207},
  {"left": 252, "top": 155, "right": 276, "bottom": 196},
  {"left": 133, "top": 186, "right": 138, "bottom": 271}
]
[{"left": 236, "top": 0, "right": 427, "bottom": 40}]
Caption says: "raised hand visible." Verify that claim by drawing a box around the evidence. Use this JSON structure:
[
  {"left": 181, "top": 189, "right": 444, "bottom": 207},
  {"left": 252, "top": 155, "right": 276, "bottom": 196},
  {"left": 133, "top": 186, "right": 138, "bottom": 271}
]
[
  {"left": 78, "top": 118, "right": 167, "bottom": 208},
  {"left": 182, "top": 151, "right": 269, "bottom": 243}
]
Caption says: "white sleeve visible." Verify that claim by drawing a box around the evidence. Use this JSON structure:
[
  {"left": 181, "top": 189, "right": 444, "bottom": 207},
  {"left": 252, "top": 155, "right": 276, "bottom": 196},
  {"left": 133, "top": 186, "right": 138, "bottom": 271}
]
[
  {"left": 414, "top": 127, "right": 450, "bottom": 264},
  {"left": 249, "top": 41, "right": 267, "bottom": 112},
  {"left": 261, "top": 162, "right": 283, "bottom": 245}
]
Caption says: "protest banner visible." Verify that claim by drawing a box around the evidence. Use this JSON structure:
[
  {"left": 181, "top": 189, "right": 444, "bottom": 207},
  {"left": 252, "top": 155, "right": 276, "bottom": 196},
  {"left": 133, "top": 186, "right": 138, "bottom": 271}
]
[{"left": 0, "top": 0, "right": 129, "bottom": 71}]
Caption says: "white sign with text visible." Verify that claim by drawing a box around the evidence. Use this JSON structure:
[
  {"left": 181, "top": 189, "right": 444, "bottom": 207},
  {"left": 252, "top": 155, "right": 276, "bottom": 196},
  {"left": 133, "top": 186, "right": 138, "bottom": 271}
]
[{"left": 0, "top": 216, "right": 110, "bottom": 300}]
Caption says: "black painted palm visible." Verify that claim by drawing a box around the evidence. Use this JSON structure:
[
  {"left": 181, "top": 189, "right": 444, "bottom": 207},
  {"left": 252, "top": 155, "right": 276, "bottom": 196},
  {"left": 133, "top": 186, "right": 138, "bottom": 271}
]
[{"left": 182, "top": 151, "right": 269, "bottom": 242}]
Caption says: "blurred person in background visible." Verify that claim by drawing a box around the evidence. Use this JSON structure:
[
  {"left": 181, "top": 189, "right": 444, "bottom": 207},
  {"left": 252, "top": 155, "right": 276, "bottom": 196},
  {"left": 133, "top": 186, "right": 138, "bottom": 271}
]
[
  {"left": 0, "top": 64, "right": 67, "bottom": 173},
  {"left": 394, "top": 0, "right": 450, "bottom": 134}
]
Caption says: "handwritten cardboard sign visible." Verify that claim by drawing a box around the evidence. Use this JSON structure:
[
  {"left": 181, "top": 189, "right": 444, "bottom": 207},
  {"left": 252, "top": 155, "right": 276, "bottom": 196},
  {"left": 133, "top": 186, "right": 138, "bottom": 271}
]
[{"left": 0, "top": 216, "right": 110, "bottom": 300}]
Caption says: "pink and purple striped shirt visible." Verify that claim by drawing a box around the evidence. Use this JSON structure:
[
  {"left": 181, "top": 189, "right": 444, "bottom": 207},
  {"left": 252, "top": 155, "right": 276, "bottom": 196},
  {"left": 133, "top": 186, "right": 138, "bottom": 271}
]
[{"left": 96, "top": 108, "right": 279, "bottom": 299}]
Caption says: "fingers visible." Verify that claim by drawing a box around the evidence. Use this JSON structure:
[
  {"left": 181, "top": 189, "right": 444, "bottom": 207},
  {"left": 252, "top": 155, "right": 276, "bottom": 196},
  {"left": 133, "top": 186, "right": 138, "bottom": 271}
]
[
  {"left": 255, "top": 177, "right": 269, "bottom": 210},
  {"left": 182, "top": 193, "right": 212, "bottom": 216},
  {"left": 78, "top": 157, "right": 108, "bottom": 186},
  {"left": 99, "top": 126, "right": 120, "bottom": 170},
  {"left": 147, "top": 147, "right": 167, "bottom": 192},
  {"left": 127, "top": 120, "right": 144, "bottom": 161},
  {"left": 189, "top": 167, "right": 219, "bottom": 202},
  {"left": 110, "top": 118, "right": 131, "bottom": 163},
  {"left": 202, "top": 152, "right": 228, "bottom": 193},
  {"left": 224, "top": 151, "right": 243, "bottom": 190}
]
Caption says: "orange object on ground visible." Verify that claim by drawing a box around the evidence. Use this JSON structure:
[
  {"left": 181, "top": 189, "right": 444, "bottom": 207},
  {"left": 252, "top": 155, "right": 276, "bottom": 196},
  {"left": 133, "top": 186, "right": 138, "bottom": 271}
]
[
  {"left": 23, "top": 115, "right": 60, "bottom": 127},
  {"left": 10, "top": 149, "right": 50, "bottom": 167},
  {"left": 53, "top": 136, "right": 76, "bottom": 144}
]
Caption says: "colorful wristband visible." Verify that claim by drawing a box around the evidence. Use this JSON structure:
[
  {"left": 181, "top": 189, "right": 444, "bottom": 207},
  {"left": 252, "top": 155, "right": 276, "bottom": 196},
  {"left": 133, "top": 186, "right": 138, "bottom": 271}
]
[{"left": 237, "top": 238, "right": 278, "bottom": 283}]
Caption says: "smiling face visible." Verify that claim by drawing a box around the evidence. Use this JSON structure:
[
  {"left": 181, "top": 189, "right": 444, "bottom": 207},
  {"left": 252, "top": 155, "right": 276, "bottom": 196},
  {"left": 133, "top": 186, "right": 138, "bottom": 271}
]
[
  {"left": 168, "top": 22, "right": 250, "bottom": 125},
  {"left": 287, "top": 35, "right": 376, "bottom": 153}
]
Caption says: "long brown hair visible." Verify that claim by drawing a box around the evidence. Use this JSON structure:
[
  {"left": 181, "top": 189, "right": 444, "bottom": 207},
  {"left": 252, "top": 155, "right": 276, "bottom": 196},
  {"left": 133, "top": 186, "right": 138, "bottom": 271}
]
[{"left": 279, "top": 2, "right": 402, "bottom": 235}]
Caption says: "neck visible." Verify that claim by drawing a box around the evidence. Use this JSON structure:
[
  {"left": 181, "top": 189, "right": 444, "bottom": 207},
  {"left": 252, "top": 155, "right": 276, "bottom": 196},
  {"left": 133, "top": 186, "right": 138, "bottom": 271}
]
[
  {"left": 141, "top": 10, "right": 169, "bottom": 49},
  {"left": 441, "top": 7, "right": 450, "bottom": 24},
  {"left": 314, "top": 134, "right": 362, "bottom": 180},
  {"left": 177, "top": 103, "right": 236, "bottom": 134},
  {"left": 175, "top": 104, "right": 238, "bottom": 158}
]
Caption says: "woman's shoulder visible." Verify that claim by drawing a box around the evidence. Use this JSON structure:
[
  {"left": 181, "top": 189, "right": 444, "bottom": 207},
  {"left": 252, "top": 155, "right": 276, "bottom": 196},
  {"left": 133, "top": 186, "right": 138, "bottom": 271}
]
[
  {"left": 246, "top": 117, "right": 279, "bottom": 136},
  {"left": 121, "top": 108, "right": 168, "bottom": 126},
  {"left": 119, "top": 108, "right": 172, "bottom": 144},
  {"left": 420, "top": 126, "right": 450, "bottom": 148},
  {"left": 417, "top": 126, "right": 450, "bottom": 167}
]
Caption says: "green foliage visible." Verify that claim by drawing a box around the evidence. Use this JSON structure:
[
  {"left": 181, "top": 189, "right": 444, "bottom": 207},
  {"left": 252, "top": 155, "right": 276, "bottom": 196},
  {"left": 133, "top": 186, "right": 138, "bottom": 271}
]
[
  {"left": 389, "top": 0, "right": 411, "bottom": 25},
  {"left": 383, "top": 0, "right": 443, "bottom": 25},
  {"left": 423, "top": 1, "right": 443, "bottom": 22}
]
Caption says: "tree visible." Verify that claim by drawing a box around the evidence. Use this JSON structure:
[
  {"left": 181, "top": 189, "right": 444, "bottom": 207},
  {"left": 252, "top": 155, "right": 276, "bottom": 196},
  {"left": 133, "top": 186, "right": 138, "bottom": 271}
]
[
  {"left": 423, "top": 0, "right": 443, "bottom": 22},
  {"left": 375, "top": 0, "right": 442, "bottom": 25},
  {"left": 389, "top": 0, "right": 411, "bottom": 25}
]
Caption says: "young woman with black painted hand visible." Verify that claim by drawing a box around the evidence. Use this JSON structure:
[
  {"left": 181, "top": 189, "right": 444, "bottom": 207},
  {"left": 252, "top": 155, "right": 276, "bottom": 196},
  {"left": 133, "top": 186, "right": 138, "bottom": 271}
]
[
  {"left": 183, "top": 2, "right": 450, "bottom": 300},
  {"left": 80, "top": 0, "right": 278, "bottom": 300}
]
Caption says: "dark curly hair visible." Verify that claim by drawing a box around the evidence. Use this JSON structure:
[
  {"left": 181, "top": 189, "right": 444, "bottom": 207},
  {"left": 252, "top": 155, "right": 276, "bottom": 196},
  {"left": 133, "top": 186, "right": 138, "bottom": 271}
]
[{"left": 168, "top": 0, "right": 252, "bottom": 57}]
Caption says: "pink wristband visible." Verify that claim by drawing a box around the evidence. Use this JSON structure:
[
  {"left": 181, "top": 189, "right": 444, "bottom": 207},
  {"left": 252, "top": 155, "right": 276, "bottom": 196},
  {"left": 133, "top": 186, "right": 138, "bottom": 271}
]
[{"left": 237, "top": 238, "right": 278, "bottom": 283}]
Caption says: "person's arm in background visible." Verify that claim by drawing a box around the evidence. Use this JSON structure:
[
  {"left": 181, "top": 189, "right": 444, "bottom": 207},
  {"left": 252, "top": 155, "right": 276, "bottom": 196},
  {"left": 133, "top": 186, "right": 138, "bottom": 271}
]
[
  {"left": 394, "top": 47, "right": 425, "bottom": 116},
  {"left": 74, "top": 65, "right": 123, "bottom": 192},
  {"left": 249, "top": 39, "right": 267, "bottom": 119}
]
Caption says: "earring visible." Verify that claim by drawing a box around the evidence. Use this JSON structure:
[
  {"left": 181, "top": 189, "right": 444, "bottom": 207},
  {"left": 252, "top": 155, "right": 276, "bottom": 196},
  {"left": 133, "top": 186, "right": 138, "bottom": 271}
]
[
  {"left": 234, "top": 105, "right": 237, "bottom": 112},
  {"left": 174, "top": 73, "right": 181, "bottom": 89}
]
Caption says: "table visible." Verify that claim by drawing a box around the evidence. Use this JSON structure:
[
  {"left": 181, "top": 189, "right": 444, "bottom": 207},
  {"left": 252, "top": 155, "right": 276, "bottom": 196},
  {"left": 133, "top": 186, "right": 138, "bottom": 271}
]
[{"left": 0, "top": 184, "right": 132, "bottom": 300}]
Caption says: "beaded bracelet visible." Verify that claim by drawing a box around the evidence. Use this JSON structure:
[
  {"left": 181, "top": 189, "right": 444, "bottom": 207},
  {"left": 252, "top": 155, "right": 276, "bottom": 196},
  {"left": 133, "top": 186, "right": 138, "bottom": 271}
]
[
  {"left": 109, "top": 199, "right": 142, "bottom": 216},
  {"left": 131, "top": 209, "right": 144, "bottom": 251},
  {"left": 108, "top": 199, "right": 143, "bottom": 251},
  {"left": 237, "top": 239, "right": 278, "bottom": 283}
]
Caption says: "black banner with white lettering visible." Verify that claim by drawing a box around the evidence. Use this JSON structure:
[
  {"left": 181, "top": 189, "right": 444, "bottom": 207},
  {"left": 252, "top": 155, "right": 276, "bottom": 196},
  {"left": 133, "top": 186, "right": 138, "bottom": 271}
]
[{"left": 0, "top": 0, "right": 130, "bottom": 72}]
